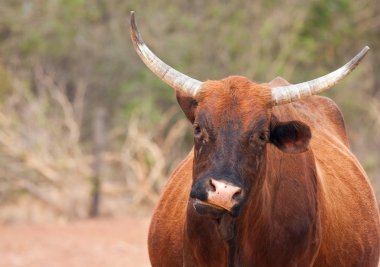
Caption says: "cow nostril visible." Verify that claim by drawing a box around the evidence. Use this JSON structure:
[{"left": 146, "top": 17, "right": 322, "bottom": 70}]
[
  {"left": 209, "top": 179, "right": 216, "bottom": 192},
  {"left": 232, "top": 189, "right": 242, "bottom": 201}
]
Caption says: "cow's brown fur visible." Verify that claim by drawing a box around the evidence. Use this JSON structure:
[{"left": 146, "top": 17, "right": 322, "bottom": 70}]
[{"left": 148, "top": 76, "right": 380, "bottom": 267}]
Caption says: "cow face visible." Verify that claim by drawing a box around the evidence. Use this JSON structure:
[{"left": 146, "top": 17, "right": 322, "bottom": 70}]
[
  {"left": 177, "top": 76, "right": 311, "bottom": 217},
  {"left": 130, "top": 15, "right": 366, "bottom": 218}
]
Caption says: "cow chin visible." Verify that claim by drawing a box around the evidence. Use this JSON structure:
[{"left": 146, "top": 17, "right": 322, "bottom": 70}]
[{"left": 192, "top": 199, "right": 241, "bottom": 218}]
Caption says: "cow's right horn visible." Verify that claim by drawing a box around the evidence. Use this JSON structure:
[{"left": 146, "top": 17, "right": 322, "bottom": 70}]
[{"left": 130, "top": 11, "right": 203, "bottom": 97}]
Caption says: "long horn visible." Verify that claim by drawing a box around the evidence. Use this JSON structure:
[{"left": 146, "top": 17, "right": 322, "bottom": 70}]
[
  {"left": 130, "top": 11, "right": 203, "bottom": 97},
  {"left": 271, "top": 46, "right": 370, "bottom": 106}
]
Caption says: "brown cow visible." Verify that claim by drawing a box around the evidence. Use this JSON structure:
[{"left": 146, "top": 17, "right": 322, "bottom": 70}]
[{"left": 130, "top": 12, "right": 380, "bottom": 267}]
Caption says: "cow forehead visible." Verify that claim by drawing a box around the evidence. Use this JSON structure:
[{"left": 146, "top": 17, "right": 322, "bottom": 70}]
[{"left": 195, "top": 76, "right": 272, "bottom": 130}]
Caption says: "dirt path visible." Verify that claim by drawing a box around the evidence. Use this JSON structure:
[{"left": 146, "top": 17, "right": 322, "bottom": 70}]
[{"left": 0, "top": 216, "right": 151, "bottom": 267}]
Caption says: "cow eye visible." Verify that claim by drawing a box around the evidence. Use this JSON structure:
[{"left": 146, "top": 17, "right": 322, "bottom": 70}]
[
  {"left": 250, "top": 131, "right": 268, "bottom": 145},
  {"left": 258, "top": 132, "right": 267, "bottom": 142},
  {"left": 194, "top": 125, "right": 202, "bottom": 137}
]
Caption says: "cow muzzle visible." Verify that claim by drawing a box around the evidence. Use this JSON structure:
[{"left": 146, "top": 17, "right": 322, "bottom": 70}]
[{"left": 190, "top": 178, "right": 244, "bottom": 217}]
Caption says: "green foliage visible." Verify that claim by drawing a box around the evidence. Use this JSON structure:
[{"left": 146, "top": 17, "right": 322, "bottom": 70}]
[
  {"left": 296, "top": 0, "right": 355, "bottom": 67},
  {"left": 120, "top": 70, "right": 175, "bottom": 123},
  {"left": 0, "top": 0, "right": 378, "bottom": 151},
  {"left": 0, "top": 0, "right": 379, "bottom": 219},
  {"left": 0, "top": 65, "right": 12, "bottom": 101}
]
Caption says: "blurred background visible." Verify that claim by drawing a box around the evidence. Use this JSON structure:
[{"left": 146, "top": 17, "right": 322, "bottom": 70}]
[{"left": 0, "top": 0, "right": 379, "bottom": 266}]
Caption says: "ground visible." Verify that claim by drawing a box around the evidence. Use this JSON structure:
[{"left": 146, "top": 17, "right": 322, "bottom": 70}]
[{"left": 0, "top": 216, "right": 151, "bottom": 267}]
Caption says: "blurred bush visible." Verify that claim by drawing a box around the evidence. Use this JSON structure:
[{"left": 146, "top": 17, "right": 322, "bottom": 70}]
[{"left": 0, "top": 0, "right": 378, "bottom": 222}]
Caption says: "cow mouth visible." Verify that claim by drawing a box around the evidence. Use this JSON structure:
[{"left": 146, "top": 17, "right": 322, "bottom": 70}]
[
  {"left": 192, "top": 199, "right": 238, "bottom": 240},
  {"left": 192, "top": 199, "right": 227, "bottom": 217}
]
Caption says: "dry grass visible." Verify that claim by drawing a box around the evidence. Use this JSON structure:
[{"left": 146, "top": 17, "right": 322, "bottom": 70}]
[
  {"left": 0, "top": 62, "right": 379, "bottom": 223},
  {"left": 0, "top": 67, "right": 191, "bottom": 223}
]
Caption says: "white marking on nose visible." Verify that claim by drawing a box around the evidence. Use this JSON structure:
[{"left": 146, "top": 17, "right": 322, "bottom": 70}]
[{"left": 207, "top": 179, "right": 242, "bottom": 211}]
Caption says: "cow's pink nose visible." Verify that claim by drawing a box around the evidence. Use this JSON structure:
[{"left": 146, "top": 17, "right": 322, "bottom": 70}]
[{"left": 206, "top": 179, "right": 242, "bottom": 211}]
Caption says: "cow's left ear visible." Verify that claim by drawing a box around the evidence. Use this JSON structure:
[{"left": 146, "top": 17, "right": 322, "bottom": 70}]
[
  {"left": 176, "top": 90, "right": 198, "bottom": 123},
  {"left": 269, "top": 116, "right": 311, "bottom": 154}
]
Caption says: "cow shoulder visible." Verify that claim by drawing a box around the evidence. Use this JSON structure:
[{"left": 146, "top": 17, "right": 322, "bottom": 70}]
[
  {"left": 307, "top": 96, "right": 349, "bottom": 147},
  {"left": 148, "top": 149, "right": 194, "bottom": 266},
  {"left": 263, "top": 146, "right": 321, "bottom": 265}
]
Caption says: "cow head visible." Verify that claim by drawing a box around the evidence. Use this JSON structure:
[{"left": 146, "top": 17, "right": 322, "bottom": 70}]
[
  {"left": 130, "top": 12, "right": 369, "bottom": 218},
  {"left": 179, "top": 77, "right": 312, "bottom": 217}
]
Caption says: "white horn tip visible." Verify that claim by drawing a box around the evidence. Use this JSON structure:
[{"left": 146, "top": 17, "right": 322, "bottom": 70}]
[
  {"left": 360, "top": 46, "right": 370, "bottom": 57},
  {"left": 362, "top": 46, "right": 370, "bottom": 55}
]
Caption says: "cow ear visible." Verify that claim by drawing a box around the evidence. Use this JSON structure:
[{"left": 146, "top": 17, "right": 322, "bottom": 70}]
[
  {"left": 176, "top": 90, "right": 197, "bottom": 123},
  {"left": 269, "top": 116, "right": 311, "bottom": 154}
]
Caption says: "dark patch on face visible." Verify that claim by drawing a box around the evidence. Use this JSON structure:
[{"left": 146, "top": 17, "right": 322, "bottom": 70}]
[
  {"left": 190, "top": 176, "right": 209, "bottom": 201},
  {"left": 189, "top": 77, "right": 274, "bottom": 218},
  {"left": 214, "top": 122, "right": 243, "bottom": 170},
  {"left": 191, "top": 110, "right": 271, "bottom": 218}
]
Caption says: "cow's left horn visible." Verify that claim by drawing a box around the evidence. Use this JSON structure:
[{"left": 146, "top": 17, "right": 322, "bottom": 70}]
[
  {"left": 130, "top": 11, "right": 203, "bottom": 97},
  {"left": 271, "top": 46, "right": 370, "bottom": 106}
]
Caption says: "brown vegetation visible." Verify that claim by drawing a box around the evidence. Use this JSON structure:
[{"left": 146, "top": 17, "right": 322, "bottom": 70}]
[{"left": 0, "top": 0, "right": 379, "bottom": 223}]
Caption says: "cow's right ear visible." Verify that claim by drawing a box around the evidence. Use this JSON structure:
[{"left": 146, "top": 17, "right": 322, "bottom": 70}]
[{"left": 176, "top": 90, "right": 197, "bottom": 123}]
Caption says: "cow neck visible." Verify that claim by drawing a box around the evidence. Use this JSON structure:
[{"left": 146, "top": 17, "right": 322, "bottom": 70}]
[
  {"left": 215, "top": 213, "right": 237, "bottom": 267},
  {"left": 224, "top": 160, "right": 269, "bottom": 266},
  {"left": 215, "top": 182, "right": 268, "bottom": 266},
  {"left": 214, "top": 192, "right": 267, "bottom": 267},
  {"left": 227, "top": 235, "right": 237, "bottom": 267}
]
